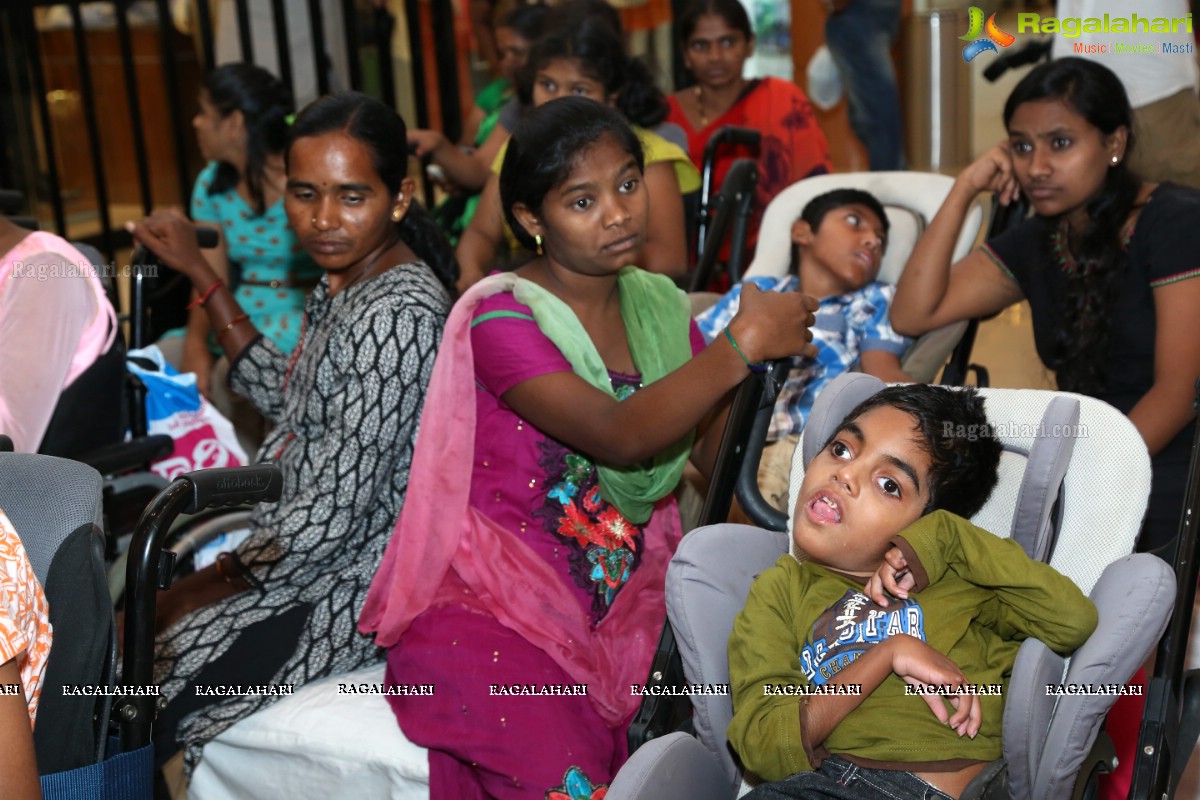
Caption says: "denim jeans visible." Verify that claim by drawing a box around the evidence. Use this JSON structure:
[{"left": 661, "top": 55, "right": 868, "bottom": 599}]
[
  {"left": 743, "top": 755, "right": 955, "bottom": 800},
  {"left": 824, "top": 0, "right": 906, "bottom": 171}
]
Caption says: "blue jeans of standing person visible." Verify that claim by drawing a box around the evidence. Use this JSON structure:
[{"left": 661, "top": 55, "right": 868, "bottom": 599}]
[
  {"left": 824, "top": 0, "right": 906, "bottom": 171},
  {"left": 743, "top": 755, "right": 954, "bottom": 800}
]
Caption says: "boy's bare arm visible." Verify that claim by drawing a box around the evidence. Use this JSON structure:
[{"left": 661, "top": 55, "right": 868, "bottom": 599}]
[
  {"left": 859, "top": 350, "right": 911, "bottom": 384},
  {"left": 800, "top": 634, "right": 981, "bottom": 766}
]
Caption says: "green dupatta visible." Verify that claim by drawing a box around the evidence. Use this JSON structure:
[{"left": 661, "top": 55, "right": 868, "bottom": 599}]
[{"left": 489, "top": 267, "right": 695, "bottom": 524}]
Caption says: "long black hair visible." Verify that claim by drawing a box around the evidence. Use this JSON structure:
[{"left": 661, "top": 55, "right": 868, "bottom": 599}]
[
  {"left": 1003, "top": 57, "right": 1139, "bottom": 395},
  {"left": 203, "top": 63, "right": 292, "bottom": 216},
  {"left": 516, "top": 12, "right": 668, "bottom": 129},
  {"left": 500, "top": 97, "right": 644, "bottom": 252},
  {"left": 286, "top": 92, "right": 458, "bottom": 292}
]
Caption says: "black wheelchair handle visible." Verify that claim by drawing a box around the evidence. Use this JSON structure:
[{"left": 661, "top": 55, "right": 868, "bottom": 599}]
[
  {"left": 0, "top": 189, "right": 23, "bottom": 215},
  {"left": 183, "top": 465, "right": 284, "bottom": 514},
  {"left": 120, "top": 464, "right": 282, "bottom": 750},
  {"left": 703, "top": 125, "right": 761, "bottom": 159},
  {"left": 130, "top": 225, "right": 220, "bottom": 267}
]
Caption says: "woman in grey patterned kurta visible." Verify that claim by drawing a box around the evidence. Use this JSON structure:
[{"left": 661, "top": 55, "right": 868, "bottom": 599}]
[{"left": 127, "top": 91, "right": 456, "bottom": 774}]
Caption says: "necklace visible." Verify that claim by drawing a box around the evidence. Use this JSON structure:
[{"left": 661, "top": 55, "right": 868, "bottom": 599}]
[
  {"left": 1050, "top": 217, "right": 1134, "bottom": 277},
  {"left": 694, "top": 85, "right": 708, "bottom": 128}
]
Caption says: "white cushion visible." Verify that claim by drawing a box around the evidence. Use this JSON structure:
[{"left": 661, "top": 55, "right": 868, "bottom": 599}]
[{"left": 189, "top": 663, "right": 429, "bottom": 799}]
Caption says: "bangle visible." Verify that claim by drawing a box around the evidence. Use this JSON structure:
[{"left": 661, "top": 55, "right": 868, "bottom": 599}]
[
  {"left": 216, "top": 314, "right": 250, "bottom": 337},
  {"left": 723, "top": 327, "right": 767, "bottom": 373},
  {"left": 187, "top": 280, "right": 224, "bottom": 310}
]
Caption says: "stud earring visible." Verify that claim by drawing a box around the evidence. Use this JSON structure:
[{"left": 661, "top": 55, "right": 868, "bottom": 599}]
[
  {"left": 535, "top": 234, "right": 544, "bottom": 256},
  {"left": 1111, "top": 155, "right": 1119, "bottom": 164}
]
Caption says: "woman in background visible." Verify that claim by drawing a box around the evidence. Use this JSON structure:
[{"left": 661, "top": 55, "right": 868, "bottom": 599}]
[
  {"left": 667, "top": 0, "right": 832, "bottom": 257},
  {"left": 165, "top": 63, "right": 321, "bottom": 455},
  {"left": 456, "top": 12, "right": 700, "bottom": 288}
]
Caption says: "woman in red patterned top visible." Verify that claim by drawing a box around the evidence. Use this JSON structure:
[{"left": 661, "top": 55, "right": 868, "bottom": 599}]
[{"left": 666, "top": 0, "right": 833, "bottom": 260}]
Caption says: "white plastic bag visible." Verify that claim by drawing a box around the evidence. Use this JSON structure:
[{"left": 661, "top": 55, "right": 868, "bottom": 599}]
[{"left": 127, "top": 345, "right": 248, "bottom": 480}]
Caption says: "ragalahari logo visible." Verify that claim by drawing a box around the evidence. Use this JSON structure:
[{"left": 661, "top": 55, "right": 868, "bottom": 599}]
[{"left": 961, "top": 7, "right": 1016, "bottom": 61}]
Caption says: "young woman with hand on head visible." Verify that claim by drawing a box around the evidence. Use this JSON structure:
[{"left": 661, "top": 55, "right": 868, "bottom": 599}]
[
  {"left": 455, "top": 12, "right": 700, "bottom": 290},
  {"left": 126, "top": 92, "right": 455, "bottom": 779},
  {"left": 891, "top": 57, "right": 1200, "bottom": 554},
  {"left": 360, "top": 97, "right": 817, "bottom": 800}
]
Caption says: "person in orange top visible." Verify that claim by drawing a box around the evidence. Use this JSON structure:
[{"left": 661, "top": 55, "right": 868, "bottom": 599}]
[
  {"left": 667, "top": 0, "right": 833, "bottom": 260},
  {"left": 0, "top": 509, "right": 53, "bottom": 800}
]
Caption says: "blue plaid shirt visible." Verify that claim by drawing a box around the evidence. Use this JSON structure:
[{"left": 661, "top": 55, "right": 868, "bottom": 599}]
[{"left": 695, "top": 276, "right": 910, "bottom": 441}]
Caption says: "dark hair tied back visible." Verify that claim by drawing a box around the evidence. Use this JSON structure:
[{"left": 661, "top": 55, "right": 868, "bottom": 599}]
[
  {"left": 1003, "top": 57, "right": 1139, "bottom": 395},
  {"left": 204, "top": 63, "right": 293, "bottom": 216},
  {"left": 286, "top": 92, "right": 459, "bottom": 293},
  {"left": 517, "top": 13, "right": 668, "bottom": 128},
  {"left": 500, "top": 97, "right": 644, "bottom": 252}
]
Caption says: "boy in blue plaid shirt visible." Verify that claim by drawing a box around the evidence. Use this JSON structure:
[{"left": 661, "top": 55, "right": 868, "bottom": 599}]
[{"left": 695, "top": 189, "right": 911, "bottom": 510}]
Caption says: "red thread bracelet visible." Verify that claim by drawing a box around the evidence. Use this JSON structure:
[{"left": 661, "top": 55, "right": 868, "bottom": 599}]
[
  {"left": 187, "top": 280, "right": 225, "bottom": 310},
  {"left": 216, "top": 314, "right": 250, "bottom": 337}
]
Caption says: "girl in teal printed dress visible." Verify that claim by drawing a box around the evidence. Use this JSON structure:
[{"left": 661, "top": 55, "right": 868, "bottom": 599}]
[{"left": 170, "top": 63, "right": 320, "bottom": 401}]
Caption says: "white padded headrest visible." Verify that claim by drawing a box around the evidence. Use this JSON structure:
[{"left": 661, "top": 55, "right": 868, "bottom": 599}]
[
  {"left": 744, "top": 171, "right": 984, "bottom": 285},
  {"left": 785, "top": 375, "right": 1150, "bottom": 595}
]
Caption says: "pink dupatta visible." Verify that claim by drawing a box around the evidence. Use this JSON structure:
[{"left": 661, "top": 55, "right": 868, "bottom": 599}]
[{"left": 359, "top": 274, "right": 682, "bottom": 727}]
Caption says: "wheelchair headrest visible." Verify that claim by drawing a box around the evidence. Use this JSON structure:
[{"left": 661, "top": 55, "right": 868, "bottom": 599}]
[
  {"left": 790, "top": 374, "right": 1084, "bottom": 566},
  {"left": 743, "top": 172, "right": 985, "bottom": 286}
]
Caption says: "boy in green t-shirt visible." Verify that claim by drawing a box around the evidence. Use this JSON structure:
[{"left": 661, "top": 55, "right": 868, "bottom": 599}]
[{"left": 728, "top": 384, "right": 1098, "bottom": 799}]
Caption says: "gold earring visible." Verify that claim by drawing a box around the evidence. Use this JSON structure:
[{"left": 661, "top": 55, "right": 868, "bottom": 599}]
[
  {"left": 391, "top": 208, "right": 403, "bottom": 222},
  {"left": 535, "top": 234, "right": 543, "bottom": 256}
]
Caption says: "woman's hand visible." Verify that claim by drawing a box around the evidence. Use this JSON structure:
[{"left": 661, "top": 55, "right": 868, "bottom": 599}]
[
  {"left": 126, "top": 209, "right": 210, "bottom": 280},
  {"left": 865, "top": 546, "right": 916, "bottom": 606},
  {"left": 727, "top": 282, "right": 820, "bottom": 363},
  {"left": 888, "top": 634, "right": 982, "bottom": 737},
  {"left": 959, "top": 142, "right": 1021, "bottom": 206}
]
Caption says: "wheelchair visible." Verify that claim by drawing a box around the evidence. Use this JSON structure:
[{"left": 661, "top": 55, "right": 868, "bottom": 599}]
[
  {"left": 0, "top": 440, "right": 281, "bottom": 799},
  {"left": 612, "top": 372, "right": 1176, "bottom": 800}
]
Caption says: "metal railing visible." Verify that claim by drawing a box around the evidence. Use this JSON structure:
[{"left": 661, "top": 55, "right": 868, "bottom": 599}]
[{"left": 0, "top": 0, "right": 462, "bottom": 265}]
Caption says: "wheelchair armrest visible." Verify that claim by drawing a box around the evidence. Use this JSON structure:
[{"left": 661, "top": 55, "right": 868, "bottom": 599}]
[
  {"left": 73, "top": 435, "right": 173, "bottom": 475},
  {"left": 609, "top": 732, "right": 732, "bottom": 800}
]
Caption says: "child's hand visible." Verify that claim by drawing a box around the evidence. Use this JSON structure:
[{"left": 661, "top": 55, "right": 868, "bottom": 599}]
[
  {"left": 888, "top": 635, "right": 983, "bottom": 738},
  {"left": 958, "top": 142, "right": 1020, "bottom": 206},
  {"left": 728, "top": 282, "right": 819, "bottom": 363},
  {"left": 865, "top": 546, "right": 915, "bottom": 607}
]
